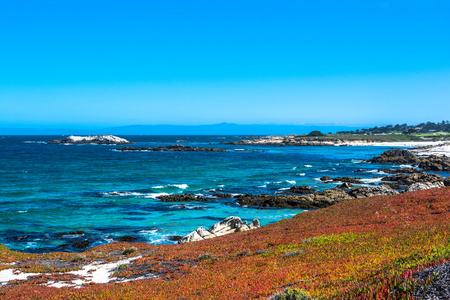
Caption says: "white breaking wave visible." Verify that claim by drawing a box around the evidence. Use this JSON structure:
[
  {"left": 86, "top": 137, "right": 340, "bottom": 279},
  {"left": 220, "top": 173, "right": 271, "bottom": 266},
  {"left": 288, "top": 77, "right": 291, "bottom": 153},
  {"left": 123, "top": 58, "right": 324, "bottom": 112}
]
[
  {"left": 153, "top": 184, "right": 188, "bottom": 190},
  {"left": 304, "top": 165, "right": 313, "bottom": 168}
]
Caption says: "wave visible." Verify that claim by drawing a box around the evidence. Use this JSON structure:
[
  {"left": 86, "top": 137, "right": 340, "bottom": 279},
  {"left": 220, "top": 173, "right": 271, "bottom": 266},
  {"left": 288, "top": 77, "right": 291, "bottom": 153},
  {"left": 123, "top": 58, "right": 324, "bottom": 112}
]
[
  {"left": 304, "top": 165, "right": 313, "bottom": 168},
  {"left": 361, "top": 178, "right": 382, "bottom": 184},
  {"left": 102, "top": 191, "right": 169, "bottom": 199},
  {"left": 153, "top": 184, "right": 188, "bottom": 190},
  {"left": 351, "top": 159, "right": 363, "bottom": 164}
]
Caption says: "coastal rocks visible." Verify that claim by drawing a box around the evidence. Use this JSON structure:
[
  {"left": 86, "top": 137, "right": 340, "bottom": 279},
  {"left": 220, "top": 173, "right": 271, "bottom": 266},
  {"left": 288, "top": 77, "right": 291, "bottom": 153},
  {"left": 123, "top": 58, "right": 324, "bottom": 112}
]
[
  {"left": 347, "top": 186, "right": 399, "bottom": 198},
  {"left": 418, "top": 155, "right": 450, "bottom": 171},
  {"left": 381, "top": 173, "right": 443, "bottom": 186},
  {"left": 116, "top": 145, "right": 227, "bottom": 152},
  {"left": 157, "top": 194, "right": 213, "bottom": 202},
  {"left": 48, "top": 135, "right": 130, "bottom": 145},
  {"left": 378, "top": 168, "right": 420, "bottom": 174},
  {"left": 287, "top": 186, "right": 316, "bottom": 194},
  {"left": 179, "top": 216, "right": 260, "bottom": 244},
  {"left": 319, "top": 176, "right": 364, "bottom": 184},
  {"left": 445, "top": 177, "right": 450, "bottom": 187},
  {"left": 406, "top": 182, "right": 445, "bottom": 192},
  {"left": 236, "top": 188, "right": 352, "bottom": 209},
  {"left": 236, "top": 185, "right": 401, "bottom": 209},
  {"left": 367, "top": 149, "right": 419, "bottom": 164}
]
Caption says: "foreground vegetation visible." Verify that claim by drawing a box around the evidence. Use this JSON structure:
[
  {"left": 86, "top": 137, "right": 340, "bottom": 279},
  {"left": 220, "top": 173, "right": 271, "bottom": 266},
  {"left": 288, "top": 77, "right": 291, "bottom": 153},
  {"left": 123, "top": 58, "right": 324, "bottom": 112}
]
[{"left": 1, "top": 188, "right": 449, "bottom": 299}]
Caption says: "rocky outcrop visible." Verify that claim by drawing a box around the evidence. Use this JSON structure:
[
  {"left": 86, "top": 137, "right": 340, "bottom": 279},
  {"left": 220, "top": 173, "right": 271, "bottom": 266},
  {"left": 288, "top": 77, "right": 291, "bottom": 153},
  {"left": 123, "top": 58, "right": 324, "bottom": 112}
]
[
  {"left": 48, "top": 135, "right": 130, "bottom": 145},
  {"left": 287, "top": 186, "right": 316, "bottom": 194},
  {"left": 179, "top": 216, "right": 260, "bottom": 244},
  {"left": 319, "top": 176, "right": 364, "bottom": 184},
  {"left": 406, "top": 182, "right": 445, "bottom": 192},
  {"left": 347, "top": 186, "right": 399, "bottom": 198},
  {"left": 418, "top": 155, "right": 450, "bottom": 171},
  {"left": 445, "top": 177, "right": 450, "bottom": 187},
  {"left": 378, "top": 168, "right": 421, "bottom": 174},
  {"left": 117, "top": 145, "right": 227, "bottom": 152},
  {"left": 236, "top": 188, "right": 352, "bottom": 209},
  {"left": 157, "top": 194, "right": 213, "bottom": 202},
  {"left": 236, "top": 185, "right": 402, "bottom": 209},
  {"left": 381, "top": 173, "right": 443, "bottom": 186},
  {"left": 367, "top": 149, "right": 419, "bottom": 164}
]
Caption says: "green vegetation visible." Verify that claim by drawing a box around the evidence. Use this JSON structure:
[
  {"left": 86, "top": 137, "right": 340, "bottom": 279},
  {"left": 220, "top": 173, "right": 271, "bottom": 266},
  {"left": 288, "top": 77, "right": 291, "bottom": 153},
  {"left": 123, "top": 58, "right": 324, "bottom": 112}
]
[
  {"left": 306, "top": 130, "right": 326, "bottom": 137},
  {"left": 337, "top": 120, "right": 450, "bottom": 135}
]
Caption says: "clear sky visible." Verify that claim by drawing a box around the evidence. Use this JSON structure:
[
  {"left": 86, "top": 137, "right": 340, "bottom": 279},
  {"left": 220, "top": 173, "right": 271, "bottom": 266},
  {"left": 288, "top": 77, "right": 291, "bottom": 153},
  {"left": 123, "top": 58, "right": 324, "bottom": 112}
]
[{"left": 1, "top": 0, "right": 449, "bottom": 128}]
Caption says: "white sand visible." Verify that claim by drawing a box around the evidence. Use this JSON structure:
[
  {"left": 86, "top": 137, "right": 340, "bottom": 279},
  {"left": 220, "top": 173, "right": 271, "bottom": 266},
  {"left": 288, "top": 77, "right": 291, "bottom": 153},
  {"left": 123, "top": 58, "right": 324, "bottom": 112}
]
[{"left": 339, "top": 141, "right": 450, "bottom": 157}]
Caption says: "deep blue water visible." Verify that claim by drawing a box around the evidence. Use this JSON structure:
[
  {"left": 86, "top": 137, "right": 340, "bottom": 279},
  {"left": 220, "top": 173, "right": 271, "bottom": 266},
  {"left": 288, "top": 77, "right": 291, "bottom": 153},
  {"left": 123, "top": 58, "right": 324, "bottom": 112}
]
[{"left": 0, "top": 135, "right": 419, "bottom": 252}]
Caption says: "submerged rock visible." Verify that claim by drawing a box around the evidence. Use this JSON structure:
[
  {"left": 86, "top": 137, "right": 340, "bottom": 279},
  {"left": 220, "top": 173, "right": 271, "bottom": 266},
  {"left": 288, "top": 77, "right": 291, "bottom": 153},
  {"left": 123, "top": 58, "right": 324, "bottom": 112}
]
[
  {"left": 48, "top": 135, "right": 130, "bottom": 145},
  {"left": 157, "top": 194, "right": 214, "bottom": 202},
  {"left": 319, "top": 176, "right": 364, "bottom": 184},
  {"left": 367, "top": 149, "right": 419, "bottom": 164},
  {"left": 179, "top": 216, "right": 260, "bottom": 244}
]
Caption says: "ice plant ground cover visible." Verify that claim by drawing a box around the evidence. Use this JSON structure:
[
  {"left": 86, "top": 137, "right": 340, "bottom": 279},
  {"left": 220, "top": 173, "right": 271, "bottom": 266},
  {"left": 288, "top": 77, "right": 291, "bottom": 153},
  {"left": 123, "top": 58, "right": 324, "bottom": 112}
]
[{"left": 0, "top": 188, "right": 449, "bottom": 299}]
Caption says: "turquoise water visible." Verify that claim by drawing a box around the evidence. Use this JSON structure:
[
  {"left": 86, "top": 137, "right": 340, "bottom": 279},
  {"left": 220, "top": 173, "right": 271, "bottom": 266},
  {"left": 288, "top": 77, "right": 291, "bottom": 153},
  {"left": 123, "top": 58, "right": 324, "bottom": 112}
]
[{"left": 0, "top": 135, "right": 406, "bottom": 252}]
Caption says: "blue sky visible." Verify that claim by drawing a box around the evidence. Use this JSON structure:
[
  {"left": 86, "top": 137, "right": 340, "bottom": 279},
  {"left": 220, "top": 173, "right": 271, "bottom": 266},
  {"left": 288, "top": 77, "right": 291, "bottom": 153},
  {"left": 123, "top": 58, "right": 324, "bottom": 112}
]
[{"left": 1, "top": 0, "right": 449, "bottom": 128}]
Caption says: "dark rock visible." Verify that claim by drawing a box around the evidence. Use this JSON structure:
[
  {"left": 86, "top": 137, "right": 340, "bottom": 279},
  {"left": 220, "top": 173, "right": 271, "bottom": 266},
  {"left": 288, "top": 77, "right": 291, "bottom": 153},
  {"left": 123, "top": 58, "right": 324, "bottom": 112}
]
[
  {"left": 367, "top": 149, "right": 419, "bottom": 164},
  {"left": 213, "top": 193, "right": 232, "bottom": 198},
  {"left": 378, "top": 168, "right": 421, "bottom": 174},
  {"left": 168, "top": 235, "right": 183, "bottom": 242},
  {"left": 72, "top": 241, "right": 91, "bottom": 248},
  {"left": 118, "top": 236, "right": 138, "bottom": 242},
  {"left": 381, "top": 173, "right": 443, "bottom": 185},
  {"left": 157, "top": 194, "right": 214, "bottom": 202},
  {"left": 354, "top": 169, "right": 367, "bottom": 173},
  {"left": 236, "top": 188, "right": 352, "bottom": 209},
  {"left": 58, "top": 231, "right": 86, "bottom": 236},
  {"left": 338, "top": 182, "right": 354, "bottom": 189},
  {"left": 418, "top": 155, "right": 450, "bottom": 171},
  {"left": 347, "top": 186, "right": 399, "bottom": 199},
  {"left": 287, "top": 186, "right": 316, "bottom": 194},
  {"left": 58, "top": 243, "right": 70, "bottom": 248},
  {"left": 117, "top": 145, "right": 227, "bottom": 152},
  {"left": 444, "top": 177, "right": 450, "bottom": 187},
  {"left": 7, "top": 235, "right": 29, "bottom": 241},
  {"left": 320, "top": 176, "right": 364, "bottom": 184},
  {"left": 379, "top": 182, "right": 406, "bottom": 190}
]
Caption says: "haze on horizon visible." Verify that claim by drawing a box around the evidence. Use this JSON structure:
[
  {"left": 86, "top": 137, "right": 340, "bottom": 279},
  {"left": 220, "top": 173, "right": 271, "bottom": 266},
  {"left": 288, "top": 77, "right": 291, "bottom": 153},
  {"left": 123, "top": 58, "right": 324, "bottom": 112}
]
[{"left": 1, "top": 1, "right": 449, "bottom": 130}]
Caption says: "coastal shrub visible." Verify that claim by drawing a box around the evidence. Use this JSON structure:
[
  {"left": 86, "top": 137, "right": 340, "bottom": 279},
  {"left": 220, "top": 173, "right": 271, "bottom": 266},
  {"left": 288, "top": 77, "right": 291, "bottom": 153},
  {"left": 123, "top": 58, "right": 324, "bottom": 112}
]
[
  {"left": 307, "top": 130, "right": 326, "bottom": 137},
  {"left": 71, "top": 255, "right": 85, "bottom": 263},
  {"left": 122, "top": 247, "right": 137, "bottom": 256},
  {"left": 269, "top": 288, "right": 311, "bottom": 300}
]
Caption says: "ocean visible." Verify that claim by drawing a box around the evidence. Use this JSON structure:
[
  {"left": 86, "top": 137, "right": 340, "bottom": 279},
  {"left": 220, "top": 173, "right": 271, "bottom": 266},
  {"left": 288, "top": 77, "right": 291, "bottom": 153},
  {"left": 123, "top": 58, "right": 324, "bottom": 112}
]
[{"left": 0, "top": 135, "right": 418, "bottom": 253}]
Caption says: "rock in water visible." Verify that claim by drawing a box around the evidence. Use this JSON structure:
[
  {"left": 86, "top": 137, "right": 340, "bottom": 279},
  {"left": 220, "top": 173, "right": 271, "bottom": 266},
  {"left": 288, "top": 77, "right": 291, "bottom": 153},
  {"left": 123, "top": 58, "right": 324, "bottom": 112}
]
[
  {"left": 178, "top": 216, "right": 260, "bottom": 244},
  {"left": 367, "top": 149, "right": 419, "bottom": 164},
  {"left": 418, "top": 155, "right": 450, "bottom": 171},
  {"left": 48, "top": 135, "right": 130, "bottom": 145}
]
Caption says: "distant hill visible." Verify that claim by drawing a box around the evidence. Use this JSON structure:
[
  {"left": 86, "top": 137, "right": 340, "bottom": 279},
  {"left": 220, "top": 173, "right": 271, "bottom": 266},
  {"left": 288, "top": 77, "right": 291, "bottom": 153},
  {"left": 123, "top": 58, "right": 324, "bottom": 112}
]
[{"left": 0, "top": 123, "right": 360, "bottom": 135}]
